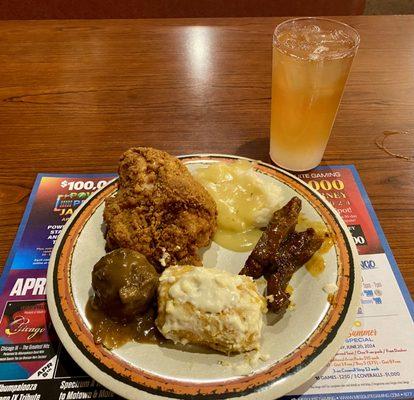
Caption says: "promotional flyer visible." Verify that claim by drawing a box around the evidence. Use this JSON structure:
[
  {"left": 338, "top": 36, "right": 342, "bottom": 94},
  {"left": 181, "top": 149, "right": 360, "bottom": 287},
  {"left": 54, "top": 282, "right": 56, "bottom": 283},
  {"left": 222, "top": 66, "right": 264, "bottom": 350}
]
[{"left": 0, "top": 167, "right": 412, "bottom": 400}]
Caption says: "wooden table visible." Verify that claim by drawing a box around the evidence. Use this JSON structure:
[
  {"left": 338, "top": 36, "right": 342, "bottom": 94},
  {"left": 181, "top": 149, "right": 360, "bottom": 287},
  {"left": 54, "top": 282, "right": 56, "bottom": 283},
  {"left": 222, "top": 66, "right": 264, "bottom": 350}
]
[{"left": 0, "top": 16, "right": 413, "bottom": 297}]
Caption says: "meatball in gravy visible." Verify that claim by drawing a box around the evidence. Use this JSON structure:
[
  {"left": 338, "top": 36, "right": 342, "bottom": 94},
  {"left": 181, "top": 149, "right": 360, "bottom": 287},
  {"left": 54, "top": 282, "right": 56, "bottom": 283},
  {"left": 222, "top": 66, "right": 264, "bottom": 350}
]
[{"left": 91, "top": 248, "right": 159, "bottom": 322}]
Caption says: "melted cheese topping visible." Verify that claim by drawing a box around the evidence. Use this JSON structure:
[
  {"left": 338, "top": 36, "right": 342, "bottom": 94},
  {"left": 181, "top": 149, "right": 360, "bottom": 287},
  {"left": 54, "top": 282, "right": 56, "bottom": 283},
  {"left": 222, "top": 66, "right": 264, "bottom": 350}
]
[
  {"left": 157, "top": 265, "right": 267, "bottom": 353},
  {"left": 168, "top": 268, "right": 243, "bottom": 313}
]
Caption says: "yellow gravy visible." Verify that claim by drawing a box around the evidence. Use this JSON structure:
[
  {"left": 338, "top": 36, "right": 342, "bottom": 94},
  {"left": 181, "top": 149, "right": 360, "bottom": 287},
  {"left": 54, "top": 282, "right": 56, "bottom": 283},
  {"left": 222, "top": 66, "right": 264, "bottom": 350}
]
[
  {"left": 194, "top": 162, "right": 333, "bottom": 277},
  {"left": 194, "top": 160, "right": 280, "bottom": 252},
  {"left": 297, "top": 215, "right": 334, "bottom": 277}
]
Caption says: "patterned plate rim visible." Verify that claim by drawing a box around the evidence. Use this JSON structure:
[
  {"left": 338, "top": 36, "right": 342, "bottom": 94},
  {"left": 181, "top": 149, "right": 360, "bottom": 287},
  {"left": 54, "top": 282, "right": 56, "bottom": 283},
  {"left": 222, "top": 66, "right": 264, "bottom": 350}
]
[{"left": 47, "top": 154, "right": 361, "bottom": 400}]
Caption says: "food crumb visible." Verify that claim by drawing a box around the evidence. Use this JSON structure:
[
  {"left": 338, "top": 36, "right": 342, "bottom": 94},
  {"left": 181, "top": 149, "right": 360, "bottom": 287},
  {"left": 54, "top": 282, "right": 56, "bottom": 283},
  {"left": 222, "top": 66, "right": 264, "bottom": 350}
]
[
  {"left": 233, "top": 363, "right": 252, "bottom": 376},
  {"left": 159, "top": 247, "right": 170, "bottom": 267},
  {"left": 217, "top": 349, "right": 270, "bottom": 375},
  {"left": 256, "top": 276, "right": 268, "bottom": 293},
  {"left": 323, "top": 282, "right": 338, "bottom": 304},
  {"left": 323, "top": 282, "right": 338, "bottom": 294}
]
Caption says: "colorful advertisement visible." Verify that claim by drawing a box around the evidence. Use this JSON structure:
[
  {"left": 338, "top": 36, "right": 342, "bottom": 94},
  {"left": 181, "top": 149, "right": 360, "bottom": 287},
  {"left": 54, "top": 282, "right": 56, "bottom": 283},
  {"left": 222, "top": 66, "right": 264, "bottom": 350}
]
[
  {"left": 289, "top": 166, "right": 414, "bottom": 400},
  {"left": 0, "top": 174, "right": 118, "bottom": 399},
  {"left": 0, "top": 168, "right": 412, "bottom": 400},
  {"left": 298, "top": 167, "right": 383, "bottom": 255}
]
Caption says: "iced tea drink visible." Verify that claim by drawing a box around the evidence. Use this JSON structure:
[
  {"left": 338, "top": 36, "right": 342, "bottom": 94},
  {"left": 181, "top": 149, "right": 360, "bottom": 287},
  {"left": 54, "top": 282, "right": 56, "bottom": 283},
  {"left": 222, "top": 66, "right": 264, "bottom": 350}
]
[{"left": 270, "top": 18, "right": 360, "bottom": 171}]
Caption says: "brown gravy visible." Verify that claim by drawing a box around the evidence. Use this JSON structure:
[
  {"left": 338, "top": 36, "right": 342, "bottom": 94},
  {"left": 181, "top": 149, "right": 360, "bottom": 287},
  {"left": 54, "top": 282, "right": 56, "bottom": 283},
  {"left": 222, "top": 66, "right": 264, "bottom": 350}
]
[{"left": 86, "top": 298, "right": 165, "bottom": 350}]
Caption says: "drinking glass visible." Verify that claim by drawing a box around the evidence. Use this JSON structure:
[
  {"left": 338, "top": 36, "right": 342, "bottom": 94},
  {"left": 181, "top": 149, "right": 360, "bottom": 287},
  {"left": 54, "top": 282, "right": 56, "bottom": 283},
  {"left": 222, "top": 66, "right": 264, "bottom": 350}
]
[{"left": 270, "top": 18, "right": 360, "bottom": 171}]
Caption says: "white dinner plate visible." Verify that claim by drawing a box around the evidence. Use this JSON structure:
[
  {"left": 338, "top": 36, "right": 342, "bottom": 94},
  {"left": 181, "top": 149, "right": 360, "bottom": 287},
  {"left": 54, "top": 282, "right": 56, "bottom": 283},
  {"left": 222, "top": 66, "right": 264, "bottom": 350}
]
[{"left": 47, "top": 154, "right": 360, "bottom": 399}]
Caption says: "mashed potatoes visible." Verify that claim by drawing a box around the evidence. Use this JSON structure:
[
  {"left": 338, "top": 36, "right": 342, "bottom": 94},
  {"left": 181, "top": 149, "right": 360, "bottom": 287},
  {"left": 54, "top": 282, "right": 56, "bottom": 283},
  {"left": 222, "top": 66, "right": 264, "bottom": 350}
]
[
  {"left": 194, "top": 160, "right": 282, "bottom": 251},
  {"left": 156, "top": 265, "right": 267, "bottom": 354}
]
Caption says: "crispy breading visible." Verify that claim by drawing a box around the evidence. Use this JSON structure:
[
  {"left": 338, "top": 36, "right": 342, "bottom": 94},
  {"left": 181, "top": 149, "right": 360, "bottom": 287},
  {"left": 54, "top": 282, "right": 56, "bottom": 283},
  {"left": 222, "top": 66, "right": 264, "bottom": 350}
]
[{"left": 103, "top": 147, "right": 217, "bottom": 270}]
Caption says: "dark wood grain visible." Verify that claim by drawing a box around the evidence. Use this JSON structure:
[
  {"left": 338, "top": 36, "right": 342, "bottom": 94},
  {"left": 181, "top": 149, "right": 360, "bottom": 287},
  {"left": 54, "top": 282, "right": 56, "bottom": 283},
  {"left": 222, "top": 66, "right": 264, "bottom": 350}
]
[
  {"left": 0, "top": 0, "right": 365, "bottom": 19},
  {"left": 0, "top": 16, "right": 413, "bottom": 297}
]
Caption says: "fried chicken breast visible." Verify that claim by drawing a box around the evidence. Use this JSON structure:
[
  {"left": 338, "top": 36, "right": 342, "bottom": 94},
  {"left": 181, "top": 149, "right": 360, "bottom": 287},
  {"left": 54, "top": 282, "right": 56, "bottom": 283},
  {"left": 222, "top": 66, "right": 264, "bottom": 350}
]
[{"left": 104, "top": 148, "right": 217, "bottom": 270}]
